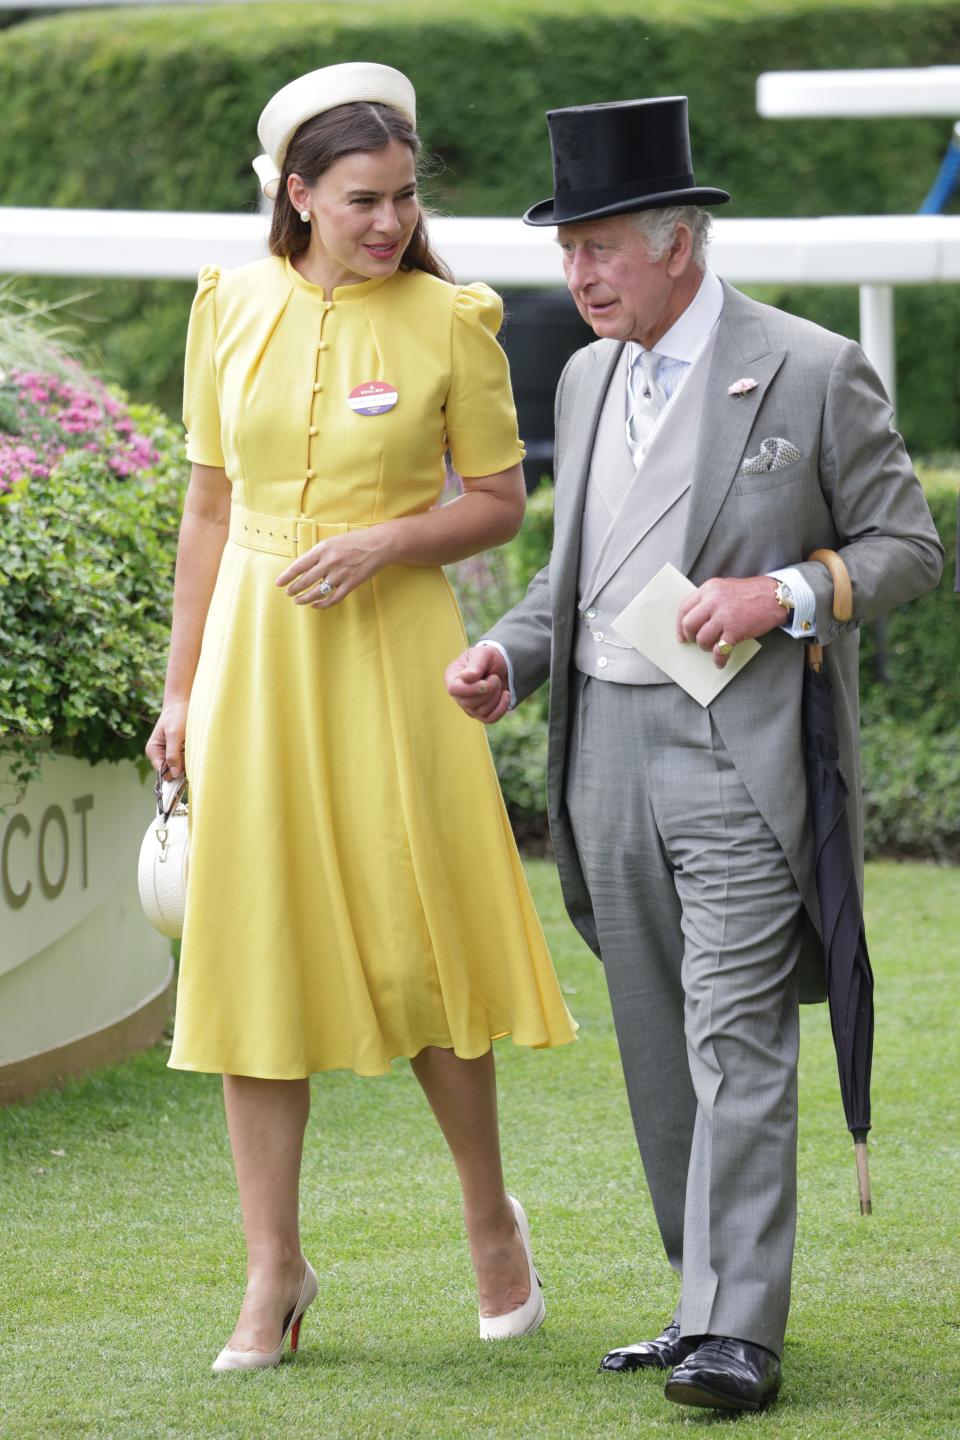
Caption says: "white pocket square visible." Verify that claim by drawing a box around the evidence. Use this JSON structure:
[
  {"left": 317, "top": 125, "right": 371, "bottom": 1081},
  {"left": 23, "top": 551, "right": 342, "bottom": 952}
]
[{"left": 741, "top": 437, "right": 803, "bottom": 476}]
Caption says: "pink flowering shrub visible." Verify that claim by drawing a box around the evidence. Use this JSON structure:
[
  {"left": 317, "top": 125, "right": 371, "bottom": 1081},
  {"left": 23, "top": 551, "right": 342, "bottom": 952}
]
[
  {"left": 0, "top": 360, "right": 187, "bottom": 802},
  {"left": 0, "top": 367, "right": 159, "bottom": 493}
]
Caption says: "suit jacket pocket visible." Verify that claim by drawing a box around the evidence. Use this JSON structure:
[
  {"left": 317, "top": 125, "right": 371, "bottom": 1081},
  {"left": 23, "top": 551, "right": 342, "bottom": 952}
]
[{"left": 734, "top": 457, "right": 806, "bottom": 495}]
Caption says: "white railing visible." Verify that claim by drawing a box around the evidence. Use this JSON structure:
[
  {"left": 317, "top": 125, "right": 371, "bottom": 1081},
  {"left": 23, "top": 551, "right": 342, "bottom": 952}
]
[
  {"left": 757, "top": 66, "right": 960, "bottom": 118},
  {"left": 3, "top": 208, "right": 960, "bottom": 410}
]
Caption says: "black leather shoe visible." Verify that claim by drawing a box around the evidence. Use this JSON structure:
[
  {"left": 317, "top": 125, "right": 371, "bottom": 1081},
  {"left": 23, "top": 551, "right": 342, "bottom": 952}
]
[
  {"left": 600, "top": 1321, "right": 702, "bottom": 1372},
  {"left": 665, "top": 1336, "right": 781, "bottom": 1412}
]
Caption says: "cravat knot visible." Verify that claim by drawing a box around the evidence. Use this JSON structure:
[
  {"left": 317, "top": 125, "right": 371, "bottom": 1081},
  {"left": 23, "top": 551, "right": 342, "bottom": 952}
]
[
  {"left": 626, "top": 348, "right": 667, "bottom": 463},
  {"left": 636, "top": 348, "right": 664, "bottom": 404}
]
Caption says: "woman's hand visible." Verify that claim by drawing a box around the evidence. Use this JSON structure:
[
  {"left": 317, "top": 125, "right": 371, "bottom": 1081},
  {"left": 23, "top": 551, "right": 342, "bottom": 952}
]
[
  {"left": 276, "top": 525, "right": 397, "bottom": 608},
  {"left": 145, "top": 699, "right": 189, "bottom": 779}
]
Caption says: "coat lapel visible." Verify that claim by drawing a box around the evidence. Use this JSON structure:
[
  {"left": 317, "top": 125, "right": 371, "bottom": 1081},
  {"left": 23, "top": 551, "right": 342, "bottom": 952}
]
[
  {"left": 550, "top": 340, "right": 622, "bottom": 617},
  {"left": 581, "top": 325, "right": 718, "bottom": 607},
  {"left": 680, "top": 285, "right": 785, "bottom": 577}
]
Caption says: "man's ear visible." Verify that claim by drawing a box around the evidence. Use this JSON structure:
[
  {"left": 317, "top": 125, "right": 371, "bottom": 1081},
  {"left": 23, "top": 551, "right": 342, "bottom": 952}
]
[{"left": 666, "top": 223, "right": 694, "bottom": 278}]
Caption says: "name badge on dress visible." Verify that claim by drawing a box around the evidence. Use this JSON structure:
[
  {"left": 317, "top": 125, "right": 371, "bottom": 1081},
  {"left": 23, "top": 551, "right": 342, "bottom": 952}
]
[{"left": 348, "top": 381, "right": 398, "bottom": 416}]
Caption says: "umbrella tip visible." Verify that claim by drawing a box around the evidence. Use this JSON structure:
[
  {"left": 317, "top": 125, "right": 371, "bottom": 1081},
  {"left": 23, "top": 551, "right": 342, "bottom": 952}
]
[{"left": 854, "top": 1137, "right": 873, "bottom": 1217}]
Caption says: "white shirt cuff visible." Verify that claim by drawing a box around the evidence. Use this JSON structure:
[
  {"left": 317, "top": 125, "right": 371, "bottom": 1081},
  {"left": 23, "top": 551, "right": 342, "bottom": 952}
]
[
  {"left": 767, "top": 567, "right": 817, "bottom": 638},
  {"left": 477, "top": 640, "right": 516, "bottom": 710}
]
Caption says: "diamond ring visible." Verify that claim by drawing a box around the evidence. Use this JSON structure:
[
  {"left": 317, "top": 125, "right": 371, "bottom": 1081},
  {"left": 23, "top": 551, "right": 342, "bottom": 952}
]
[{"left": 318, "top": 579, "right": 333, "bottom": 596}]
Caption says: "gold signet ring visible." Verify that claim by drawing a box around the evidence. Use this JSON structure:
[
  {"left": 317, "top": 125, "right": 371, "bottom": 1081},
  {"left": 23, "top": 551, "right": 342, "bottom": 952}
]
[{"left": 717, "top": 640, "right": 734, "bottom": 656}]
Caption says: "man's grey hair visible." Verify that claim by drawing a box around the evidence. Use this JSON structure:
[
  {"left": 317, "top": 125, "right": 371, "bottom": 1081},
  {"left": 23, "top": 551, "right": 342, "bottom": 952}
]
[{"left": 630, "top": 206, "right": 712, "bottom": 268}]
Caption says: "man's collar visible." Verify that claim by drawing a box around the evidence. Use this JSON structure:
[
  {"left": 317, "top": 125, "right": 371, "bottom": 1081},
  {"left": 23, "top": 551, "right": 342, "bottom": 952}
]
[{"left": 630, "top": 267, "right": 724, "bottom": 366}]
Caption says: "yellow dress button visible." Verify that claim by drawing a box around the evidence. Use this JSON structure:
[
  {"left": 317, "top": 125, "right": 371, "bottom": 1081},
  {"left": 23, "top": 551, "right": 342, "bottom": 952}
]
[
  {"left": 309, "top": 426, "right": 318, "bottom": 436},
  {"left": 306, "top": 469, "right": 316, "bottom": 480},
  {"left": 318, "top": 342, "right": 329, "bottom": 352},
  {"left": 313, "top": 383, "right": 323, "bottom": 393}
]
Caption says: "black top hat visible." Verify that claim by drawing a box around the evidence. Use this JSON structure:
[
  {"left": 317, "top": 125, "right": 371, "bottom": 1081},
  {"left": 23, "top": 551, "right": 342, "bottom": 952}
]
[{"left": 523, "top": 96, "right": 730, "bottom": 227}]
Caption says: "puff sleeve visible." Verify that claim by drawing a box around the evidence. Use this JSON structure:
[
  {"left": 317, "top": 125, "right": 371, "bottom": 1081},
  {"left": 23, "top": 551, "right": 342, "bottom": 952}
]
[
  {"left": 444, "top": 282, "right": 525, "bottom": 478},
  {"left": 182, "top": 264, "right": 225, "bottom": 468}
]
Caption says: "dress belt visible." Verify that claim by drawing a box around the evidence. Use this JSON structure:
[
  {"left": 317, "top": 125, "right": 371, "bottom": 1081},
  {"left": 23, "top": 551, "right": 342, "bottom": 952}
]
[{"left": 229, "top": 504, "right": 372, "bottom": 558}]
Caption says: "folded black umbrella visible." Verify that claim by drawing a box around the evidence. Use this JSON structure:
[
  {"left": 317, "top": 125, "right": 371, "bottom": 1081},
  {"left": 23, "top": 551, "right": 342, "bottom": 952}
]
[{"left": 802, "top": 549, "right": 874, "bottom": 1216}]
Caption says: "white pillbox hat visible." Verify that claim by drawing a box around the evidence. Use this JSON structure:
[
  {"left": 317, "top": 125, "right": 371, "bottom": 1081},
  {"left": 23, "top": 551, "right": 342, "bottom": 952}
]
[{"left": 253, "top": 62, "right": 417, "bottom": 199}]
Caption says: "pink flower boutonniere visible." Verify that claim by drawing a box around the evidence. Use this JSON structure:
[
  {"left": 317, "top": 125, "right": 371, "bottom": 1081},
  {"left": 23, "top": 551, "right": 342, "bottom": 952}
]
[{"left": 727, "top": 377, "right": 758, "bottom": 397}]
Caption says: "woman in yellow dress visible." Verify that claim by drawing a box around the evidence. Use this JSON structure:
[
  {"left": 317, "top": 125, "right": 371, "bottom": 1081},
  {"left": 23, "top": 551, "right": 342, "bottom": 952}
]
[{"left": 146, "top": 63, "right": 576, "bottom": 1371}]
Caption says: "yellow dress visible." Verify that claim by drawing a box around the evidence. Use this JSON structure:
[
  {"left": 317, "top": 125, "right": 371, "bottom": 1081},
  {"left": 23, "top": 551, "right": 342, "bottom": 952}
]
[{"left": 168, "top": 254, "right": 576, "bottom": 1078}]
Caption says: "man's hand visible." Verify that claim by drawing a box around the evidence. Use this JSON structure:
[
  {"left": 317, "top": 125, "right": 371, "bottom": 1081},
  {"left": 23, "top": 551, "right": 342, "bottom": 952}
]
[
  {"left": 445, "top": 645, "right": 511, "bottom": 724},
  {"left": 677, "top": 576, "right": 785, "bottom": 668}
]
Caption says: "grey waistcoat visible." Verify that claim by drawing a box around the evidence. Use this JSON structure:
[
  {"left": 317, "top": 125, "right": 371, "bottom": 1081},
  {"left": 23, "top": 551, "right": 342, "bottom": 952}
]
[{"left": 574, "top": 330, "right": 719, "bottom": 684}]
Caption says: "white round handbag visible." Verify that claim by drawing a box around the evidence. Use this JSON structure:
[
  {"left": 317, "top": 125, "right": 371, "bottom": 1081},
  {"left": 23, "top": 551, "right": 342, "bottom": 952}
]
[{"left": 138, "top": 770, "right": 189, "bottom": 939}]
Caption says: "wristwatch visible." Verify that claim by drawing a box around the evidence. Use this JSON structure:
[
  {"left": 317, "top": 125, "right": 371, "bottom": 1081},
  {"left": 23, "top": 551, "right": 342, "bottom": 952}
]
[{"left": 774, "top": 579, "right": 795, "bottom": 617}]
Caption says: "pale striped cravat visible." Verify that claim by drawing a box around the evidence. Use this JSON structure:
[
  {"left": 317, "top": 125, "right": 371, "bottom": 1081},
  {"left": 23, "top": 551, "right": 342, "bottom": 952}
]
[{"left": 626, "top": 348, "right": 668, "bottom": 463}]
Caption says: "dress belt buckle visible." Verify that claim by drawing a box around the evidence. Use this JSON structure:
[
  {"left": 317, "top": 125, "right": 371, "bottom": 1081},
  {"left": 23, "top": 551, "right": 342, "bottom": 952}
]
[{"left": 295, "top": 519, "right": 317, "bottom": 557}]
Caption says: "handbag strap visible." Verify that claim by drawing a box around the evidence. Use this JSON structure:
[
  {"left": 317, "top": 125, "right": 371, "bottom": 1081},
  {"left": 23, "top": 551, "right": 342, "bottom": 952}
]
[{"left": 156, "top": 768, "right": 188, "bottom": 822}]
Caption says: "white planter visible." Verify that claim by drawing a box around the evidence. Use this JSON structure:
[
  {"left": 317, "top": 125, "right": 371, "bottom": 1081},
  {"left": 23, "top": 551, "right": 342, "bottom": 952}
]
[{"left": 0, "top": 753, "right": 174, "bottom": 1105}]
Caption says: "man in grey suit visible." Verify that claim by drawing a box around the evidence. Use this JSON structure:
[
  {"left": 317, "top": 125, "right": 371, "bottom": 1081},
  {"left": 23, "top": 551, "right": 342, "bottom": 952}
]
[{"left": 446, "top": 97, "right": 943, "bottom": 1413}]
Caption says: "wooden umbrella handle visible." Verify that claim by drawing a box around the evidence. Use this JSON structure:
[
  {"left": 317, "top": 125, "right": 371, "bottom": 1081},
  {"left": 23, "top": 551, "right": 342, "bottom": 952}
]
[
  {"left": 808, "top": 547, "right": 854, "bottom": 623},
  {"left": 804, "top": 548, "right": 855, "bottom": 672}
]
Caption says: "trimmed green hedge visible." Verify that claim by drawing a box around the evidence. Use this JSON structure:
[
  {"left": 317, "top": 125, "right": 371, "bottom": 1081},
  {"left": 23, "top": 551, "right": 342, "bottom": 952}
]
[
  {"left": 2, "top": 0, "right": 956, "bottom": 216},
  {"left": 861, "top": 720, "right": 960, "bottom": 862},
  {"left": 839, "top": 467, "right": 959, "bottom": 861},
  {"left": 860, "top": 470, "right": 960, "bottom": 734},
  {"left": 1, "top": 0, "right": 959, "bottom": 440}
]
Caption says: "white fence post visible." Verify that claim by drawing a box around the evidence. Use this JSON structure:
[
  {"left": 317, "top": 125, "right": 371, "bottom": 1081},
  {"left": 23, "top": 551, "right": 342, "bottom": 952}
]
[{"left": 858, "top": 282, "right": 897, "bottom": 415}]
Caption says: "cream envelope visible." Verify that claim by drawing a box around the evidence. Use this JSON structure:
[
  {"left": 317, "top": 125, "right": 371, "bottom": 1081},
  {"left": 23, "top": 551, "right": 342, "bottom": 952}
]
[{"left": 611, "top": 563, "right": 760, "bottom": 707}]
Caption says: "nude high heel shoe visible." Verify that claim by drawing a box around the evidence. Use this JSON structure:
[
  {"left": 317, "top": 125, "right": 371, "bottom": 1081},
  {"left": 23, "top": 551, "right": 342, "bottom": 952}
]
[
  {"left": 212, "top": 1259, "right": 319, "bottom": 1373},
  {"left": 479, "top": 1196, "right": 546, "bottom": 1340}
]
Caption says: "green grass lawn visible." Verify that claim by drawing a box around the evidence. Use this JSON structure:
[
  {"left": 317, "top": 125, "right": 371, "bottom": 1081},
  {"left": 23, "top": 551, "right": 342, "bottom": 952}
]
[{"left": 1, "top": 860, "right": 958, "bottom": 1439}]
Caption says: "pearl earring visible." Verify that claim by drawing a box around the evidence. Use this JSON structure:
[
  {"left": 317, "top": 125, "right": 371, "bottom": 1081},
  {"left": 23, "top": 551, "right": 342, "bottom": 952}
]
[{"left": 299, "top": 208, "right": 311, "bottom": 223}]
